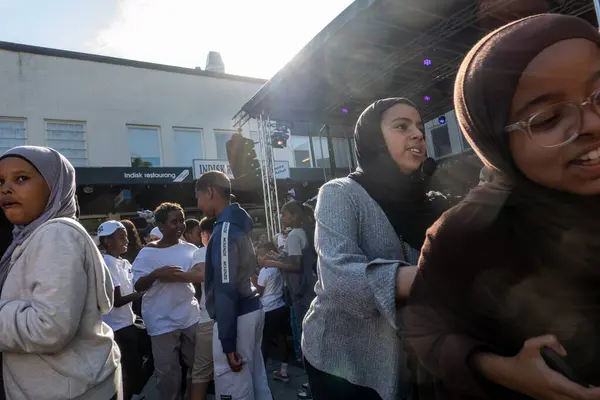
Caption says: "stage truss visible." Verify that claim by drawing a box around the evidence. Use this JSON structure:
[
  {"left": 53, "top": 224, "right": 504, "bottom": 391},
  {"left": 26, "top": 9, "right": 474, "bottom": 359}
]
[{"left": 250, "top": 114, "right": 282, "bottom": 240}]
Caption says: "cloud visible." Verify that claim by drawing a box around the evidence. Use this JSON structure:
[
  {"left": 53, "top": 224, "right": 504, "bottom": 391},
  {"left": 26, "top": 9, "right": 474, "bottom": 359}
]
[{"left": 88, "top": 0, "right": 353, "bottom": 78}]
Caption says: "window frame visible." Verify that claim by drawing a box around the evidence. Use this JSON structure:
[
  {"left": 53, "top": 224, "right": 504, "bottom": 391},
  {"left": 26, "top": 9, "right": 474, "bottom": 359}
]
[
  {"left": 173, "top": 126, "right": 205, "bottom": 166},
  {"left": 0, "top": 117, "right": 27, "bottom": 153},
  {"left": 127, "top": 124, "right": 163, "bottom": 167},
  {"left": 214, "top": 129, "right": 238, "bottom": 161},
  {"left": 44, "top": 119, "right": 88, "bottom": 167},
  {"left": 430, "top": 124, "right": 454, "bottom": 160}
]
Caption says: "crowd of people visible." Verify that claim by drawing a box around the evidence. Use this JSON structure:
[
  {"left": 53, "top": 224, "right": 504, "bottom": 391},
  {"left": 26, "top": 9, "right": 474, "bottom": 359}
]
[{"left": 0, "top": 11, "right": 598, "bottom": 400}]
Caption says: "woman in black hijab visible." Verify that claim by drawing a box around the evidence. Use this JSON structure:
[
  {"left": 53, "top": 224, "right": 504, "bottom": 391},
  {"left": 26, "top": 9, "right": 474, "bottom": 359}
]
[
  {"left": 403, "top": 14, "right": 600, "bottom": 400},
  {"left": 302, "top": 98, "right": 448, "bottom": 400}
]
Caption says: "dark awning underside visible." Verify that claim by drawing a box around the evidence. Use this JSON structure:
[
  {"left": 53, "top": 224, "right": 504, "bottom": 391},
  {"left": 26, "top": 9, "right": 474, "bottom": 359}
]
[{"left": 237, "top": 0, "right": 595, "bottom": 126}]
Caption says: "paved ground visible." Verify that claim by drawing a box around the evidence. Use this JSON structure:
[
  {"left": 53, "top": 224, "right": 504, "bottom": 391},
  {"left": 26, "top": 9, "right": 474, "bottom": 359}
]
[
  {"left": 135, "top": 358, "right": 307, "bottom": 400},
  {"left": 266, "top": 358, "right": 308, "bottom": 400}
]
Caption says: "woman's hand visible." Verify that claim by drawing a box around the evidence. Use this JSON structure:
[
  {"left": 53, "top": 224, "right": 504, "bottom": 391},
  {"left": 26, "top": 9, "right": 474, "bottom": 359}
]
[
  {"left": 473, "top": 335, "right": 600, "bottom": 400},
  {"left": 395, "top": 265, "right": 417, "bottom": 299},
  {"left": 152, "top": 266, "right": 184, "bottom": 282}
]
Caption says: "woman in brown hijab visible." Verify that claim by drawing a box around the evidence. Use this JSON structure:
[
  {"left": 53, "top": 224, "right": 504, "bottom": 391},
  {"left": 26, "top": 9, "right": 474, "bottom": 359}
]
[{"left": 403, "top": 14, "right": 600, "bottom": 400}]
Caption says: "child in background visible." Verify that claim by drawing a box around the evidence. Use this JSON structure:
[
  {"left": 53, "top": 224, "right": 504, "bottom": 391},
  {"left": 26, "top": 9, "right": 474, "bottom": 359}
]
[
  {"left": 252, "top": 242, "right": 291, "bottom": 382},
  {"left": 189, "top": 217, "right": 217, "bottom": 400},
  {"left": 149, "top": 226, "right": 163, "bottom": 241},
  {"left": 98, "top": 220, "right": 145, "bottom": 399},
  {"left": 184, "top": 218, "right": 203, "bottom": 248}
]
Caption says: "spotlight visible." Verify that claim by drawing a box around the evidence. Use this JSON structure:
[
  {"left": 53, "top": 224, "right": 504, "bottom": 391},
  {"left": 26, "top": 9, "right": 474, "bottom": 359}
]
[
  {"left": 438, "top": 115, "right": 446, "bottom": 124},
  {"left": 424, "top": 96, "right": 431, "bottom": 101},
  {"left": 424, "top": 59, "right": 432, "bottom": 66}
]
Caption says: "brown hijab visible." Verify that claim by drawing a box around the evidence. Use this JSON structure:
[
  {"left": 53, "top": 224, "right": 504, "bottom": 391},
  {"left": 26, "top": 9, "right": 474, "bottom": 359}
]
[
  {"left": 403, "top": 15, "right": 600, "bottom": 395},
  {"left": 455, "top": 14, "right": 600, "bottom": 278}
]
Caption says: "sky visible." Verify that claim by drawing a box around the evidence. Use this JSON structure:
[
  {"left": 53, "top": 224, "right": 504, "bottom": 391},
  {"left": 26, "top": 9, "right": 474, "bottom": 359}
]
[{"left": 0, "top": 0, "right": 354, "bottom": 79}]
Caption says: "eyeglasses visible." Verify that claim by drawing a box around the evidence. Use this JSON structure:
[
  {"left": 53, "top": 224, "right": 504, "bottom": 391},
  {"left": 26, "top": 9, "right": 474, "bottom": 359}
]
[{"left": 504, "top": 90, "right": 600, "bottom": 148}]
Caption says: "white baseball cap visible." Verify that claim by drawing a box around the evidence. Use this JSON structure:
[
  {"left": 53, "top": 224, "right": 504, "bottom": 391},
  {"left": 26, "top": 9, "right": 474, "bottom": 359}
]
[
  {"left": 150, "top": 227, "right": 163, "bottom": 239},
  {"left": 97, "top": 220, "right": 126, "bottom": 237}
]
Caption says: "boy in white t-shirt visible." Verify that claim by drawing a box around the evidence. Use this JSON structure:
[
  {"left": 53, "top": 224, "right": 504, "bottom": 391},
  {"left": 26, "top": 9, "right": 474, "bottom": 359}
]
[
  {"left": 189, "top": 217, "right": 216, "bottom": 400},
  {"left": 98, "top": 220, "right": 145, "bottom": 399},
  {"left": 252, "top": 242, "right": 291, "bottom": 382},
  {"left": 132, "top": 203, "right": 201, "bottom": 400}
]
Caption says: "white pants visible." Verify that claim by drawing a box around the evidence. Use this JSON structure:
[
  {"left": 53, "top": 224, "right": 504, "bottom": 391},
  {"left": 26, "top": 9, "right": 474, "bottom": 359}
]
[{"left": 213, "top": 308, "right": 272, "bottom": 400}]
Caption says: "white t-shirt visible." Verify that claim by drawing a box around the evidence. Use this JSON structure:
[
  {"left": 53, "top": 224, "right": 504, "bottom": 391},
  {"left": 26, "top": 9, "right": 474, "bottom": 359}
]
[
  {"left": 275, "top": 233, "right": 287, "bottom": 252},
  {"left": 132, "top": 241, "right": 200, "bottom": 336},
  {"left": 285, "top": 228, "right": 308, "bottom": 257},
  {"left": 102, "top": 254, "right": 136, "bottom": 331},
  {"left": 191, "top": 247, "right": 212, "bottom": 324},
  {"left": 257, "top": 267, "right": 286, "bottom": 312}
]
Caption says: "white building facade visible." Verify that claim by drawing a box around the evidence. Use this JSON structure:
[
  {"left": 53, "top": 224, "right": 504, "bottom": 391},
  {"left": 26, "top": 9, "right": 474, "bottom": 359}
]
[{"left": 0, "top": 42, "right": 266, "bottom": 170}]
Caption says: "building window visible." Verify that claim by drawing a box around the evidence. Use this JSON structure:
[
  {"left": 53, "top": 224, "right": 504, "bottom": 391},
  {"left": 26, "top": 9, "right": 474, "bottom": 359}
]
[
  {"left": 431, "top": 125, "right": 453, "bottom": 158},
  {"left": 45, "top": 121, "right": 87, "bottom": 167},
  {"left": 128, "top": 125, "right": 161, "bottom": 167},
  {"left": 214, "top": 130, "right": 236, "bottom": 160},
  {"left": 311, "top": 137, "right": 351, "bottom": 169},
  {"left": 291, "top": 136, "right": 311, "bottom": 168},
  {"left": 331, "top": 137, "right": 352, "bottom": 169},
  {"left": 0, "top": 118, "right": 26, "bottom": 154},
  {"left": 174, "top": 128, "right": 204, "bottom": 166}
]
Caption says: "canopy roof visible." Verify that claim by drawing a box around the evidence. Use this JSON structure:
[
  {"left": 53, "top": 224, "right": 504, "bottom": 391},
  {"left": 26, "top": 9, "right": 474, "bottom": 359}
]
[{"left": 236, "top": 0, "right": 595, "bottom": 127}]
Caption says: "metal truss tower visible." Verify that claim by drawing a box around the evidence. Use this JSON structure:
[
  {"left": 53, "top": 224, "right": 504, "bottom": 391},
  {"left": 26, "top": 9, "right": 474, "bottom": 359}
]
[{"left": 254, "top": 114, "right": 281, "bottom": 240}]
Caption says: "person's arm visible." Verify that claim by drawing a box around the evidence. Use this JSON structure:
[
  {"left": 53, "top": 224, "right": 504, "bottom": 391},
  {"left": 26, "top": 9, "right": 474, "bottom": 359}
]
[
  {"left": 212, "top": 223, "right": 240, "bottom": 354},
  {"left": 0, "top": 224, "right": 88, "bottom": 353},
  {"left": 264, "top": 234, "right": 302, "bottom": 272},
  {"left": 105, "top": 258, "right": 143, "bottom": 307},
  {"left": 134, "top": 273, "right": 157, "bottom": 292},
  {"left": 312, "top": 180, "right": 406, "bottom": 326},
  {"left": 132, "top": 252, "right": 183, "bottom": 291},
  {"left": 262, "top": 258, "right": 300, "bottom": 272},
  {"left": 113, "top": 287, "right": 143, "bottom": 308},
  {"left": 254, "top": 270, "right": 267, "bottom": 296},
  {"left": 162, "top": 248, "right": 207, "bottom": 284}
]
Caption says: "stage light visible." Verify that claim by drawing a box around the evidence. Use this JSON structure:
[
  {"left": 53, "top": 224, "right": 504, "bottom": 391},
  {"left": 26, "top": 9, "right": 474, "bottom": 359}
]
[
  {"left": 424, "top": 96, "right": 431, "bottom": 101},
  {"left": 424, "top": 59, "right": 432, "bottom": 66},
  {"left": 438, "top": 115, "right": 446, "bottom": 124},
  {"left": 342, "top": 108, "right": 349, "bottom": 114}
]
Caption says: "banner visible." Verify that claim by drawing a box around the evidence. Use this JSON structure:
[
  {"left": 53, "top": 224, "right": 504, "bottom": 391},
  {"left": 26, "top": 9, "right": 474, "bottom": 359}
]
[{"left": 193, "top": 159, "right": 290, "bottom": 180}]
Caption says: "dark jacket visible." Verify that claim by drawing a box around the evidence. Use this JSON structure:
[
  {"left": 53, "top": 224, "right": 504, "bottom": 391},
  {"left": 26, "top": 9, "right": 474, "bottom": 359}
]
[
  {"left": 205, "top": 203, "right": 261, "bottom": 353},
  {"left": 402, "top": 199, "right": 600, "bottom": 399}
]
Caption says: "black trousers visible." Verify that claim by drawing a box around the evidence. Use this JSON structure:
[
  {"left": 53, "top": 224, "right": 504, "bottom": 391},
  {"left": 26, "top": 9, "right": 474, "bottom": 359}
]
[
  {"left": 304, "top": 358, "right": 383, "bottom": 400},
  {"left": 114, "top": 324, "right": 145, "bottom": 399},
  {"left": 261, "top": 306, "right": 290, "bottom": 364}
]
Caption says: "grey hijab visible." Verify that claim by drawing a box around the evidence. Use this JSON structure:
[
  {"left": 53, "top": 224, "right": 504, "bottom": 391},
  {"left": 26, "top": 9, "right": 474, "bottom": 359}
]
[{"left": 0, "top": 146, "right": 77, "bottom": 292}]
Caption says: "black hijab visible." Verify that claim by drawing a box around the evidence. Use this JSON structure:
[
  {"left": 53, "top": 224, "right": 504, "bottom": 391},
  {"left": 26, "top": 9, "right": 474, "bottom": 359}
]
[{"left": 349, "top": 98, "right": 448, "bottom": 250}]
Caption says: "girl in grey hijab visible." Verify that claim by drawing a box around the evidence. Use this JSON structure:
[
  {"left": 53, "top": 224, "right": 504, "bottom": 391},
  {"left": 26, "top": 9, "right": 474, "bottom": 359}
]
[
  {"left": 0, "top": 146, "right": 78, "bottom": 287},
  {"left": 0, "top": 146, "right": 121, "bottom": 400}
]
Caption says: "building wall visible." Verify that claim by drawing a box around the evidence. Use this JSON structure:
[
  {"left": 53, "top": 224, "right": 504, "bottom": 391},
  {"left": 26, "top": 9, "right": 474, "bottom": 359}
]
[{"left": 0, "top": 49, "right": 265, "bottom": 167}]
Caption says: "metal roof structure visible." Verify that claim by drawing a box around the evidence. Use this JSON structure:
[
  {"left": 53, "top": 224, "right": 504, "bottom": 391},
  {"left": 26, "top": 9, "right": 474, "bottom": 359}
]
[{"left": 235, "top": 0, "right": 595, "bottom": 127}]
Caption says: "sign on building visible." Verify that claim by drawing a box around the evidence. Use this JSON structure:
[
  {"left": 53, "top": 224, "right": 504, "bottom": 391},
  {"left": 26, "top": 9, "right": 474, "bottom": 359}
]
[
  {"left": 75, "top": 167, "right": 193, "bottom": 185},
  {"left": 193, "top": 159, "right": 290, "bottom": 180}
]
